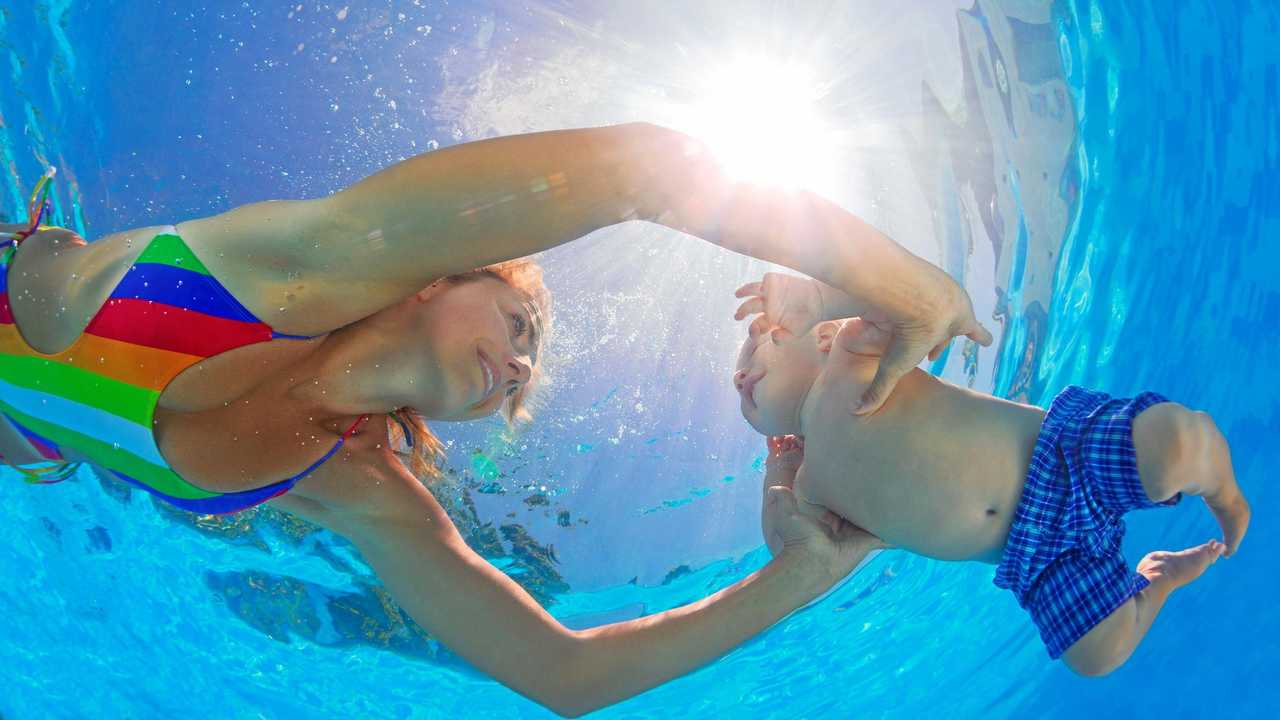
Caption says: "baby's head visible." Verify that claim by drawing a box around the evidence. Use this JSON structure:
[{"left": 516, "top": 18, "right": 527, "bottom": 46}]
[{"left": 732, "top": 320, "right": 840, "bottom": 436}]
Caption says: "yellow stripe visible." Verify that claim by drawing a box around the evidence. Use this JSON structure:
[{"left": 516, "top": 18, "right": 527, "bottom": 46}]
[{"left": 0, "top": 324, "right": 202, "bottom": 392}]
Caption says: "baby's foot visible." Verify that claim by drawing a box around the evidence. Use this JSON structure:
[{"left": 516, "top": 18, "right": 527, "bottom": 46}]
[{"left": 1137, "top": 541, "right": 1224, "bottom": 593}]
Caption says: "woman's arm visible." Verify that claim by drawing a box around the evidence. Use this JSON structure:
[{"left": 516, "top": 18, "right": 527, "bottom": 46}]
[
  {"left": 176, "top": 125, "right": 984, "bottom": 349},
  {"left": 177, "top": 126, "right": 649, "bottom": 332},
  {"left": 283, "top": 451, "right": 877, "bottom": 717}
]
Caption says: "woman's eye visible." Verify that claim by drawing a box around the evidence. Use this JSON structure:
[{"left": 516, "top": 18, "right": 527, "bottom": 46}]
[
  {"left": 505, "top": 386, "right": 518, "bottom": 398},
  {"left": 511, "top": 313, "right": 527, "bottom": 336}
]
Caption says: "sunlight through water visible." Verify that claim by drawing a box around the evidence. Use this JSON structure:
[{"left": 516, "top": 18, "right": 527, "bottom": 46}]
[{"left": 661, "top": 56, "right": 844, "bottom": 195}]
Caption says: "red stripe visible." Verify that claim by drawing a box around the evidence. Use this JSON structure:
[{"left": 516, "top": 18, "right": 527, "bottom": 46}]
[
  {"left": 84, "top": 298, "right": 272, "bottom": 357},
  {"left": 0, "top": 293, "right": 12, "bottom": 324},
  {"left": 27, "top": 434, "right": 64, "bottom": 461}
]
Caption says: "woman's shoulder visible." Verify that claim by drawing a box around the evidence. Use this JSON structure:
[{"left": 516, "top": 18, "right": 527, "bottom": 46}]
[{"left": 4, "top": 225, "right": 167, "bottom": 353}]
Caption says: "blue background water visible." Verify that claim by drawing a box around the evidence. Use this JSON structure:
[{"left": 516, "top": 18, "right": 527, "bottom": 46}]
[{"left": 1, "top": 1, "right": 1276, "bottom": 717}]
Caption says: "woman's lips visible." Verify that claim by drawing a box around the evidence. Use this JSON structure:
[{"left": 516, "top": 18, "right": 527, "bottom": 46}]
[{"left": 477, "top": 349, "right": 499, "bottom": 402}]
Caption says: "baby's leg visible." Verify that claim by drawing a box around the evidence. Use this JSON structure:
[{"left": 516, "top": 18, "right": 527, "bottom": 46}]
[
  {"left": 1062, "top": 540, "right": 1223, "bottom": 676},
  {"left": 1133, "top": 404, "right": 1251, "bottom": 555}
]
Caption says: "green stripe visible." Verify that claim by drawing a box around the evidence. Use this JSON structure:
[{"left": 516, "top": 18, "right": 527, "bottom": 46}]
[
  {"left": 133, "top": 233, "right": 212, "bottom": 275},
  {"left": 0, "top": 354, "right": 156, "bottom": 426},
  {"left": 0, "top": 396, "right": 219, "bottom": 500}
]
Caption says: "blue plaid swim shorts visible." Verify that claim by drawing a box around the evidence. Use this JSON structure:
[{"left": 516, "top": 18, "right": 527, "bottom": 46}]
[{"left": 994, "top": 385, "right": 1181, "bottom": 658}]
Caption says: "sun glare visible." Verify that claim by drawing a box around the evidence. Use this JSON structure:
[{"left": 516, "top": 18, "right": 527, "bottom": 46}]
[{"left": 667, "top": 57, "right": 842, "bottom": 194}]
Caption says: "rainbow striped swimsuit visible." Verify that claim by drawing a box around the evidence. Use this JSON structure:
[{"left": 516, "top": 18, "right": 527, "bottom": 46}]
[{"left": 0, "top": 228, "right": 346, "bottom": 514}]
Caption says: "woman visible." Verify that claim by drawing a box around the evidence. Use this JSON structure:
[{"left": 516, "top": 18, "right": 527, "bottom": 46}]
[{"left": 0, "top": 123, "right": 988, "bottom": 715}]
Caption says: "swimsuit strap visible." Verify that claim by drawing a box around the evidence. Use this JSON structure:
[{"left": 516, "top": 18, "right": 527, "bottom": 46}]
[
  {"left": 341, "top": 414, "right": 371, "bottom": 439},
  {"left": 11, "top": 460, "right": 82, "bottom": 484},
  {"left": 278, "top": 414, "right": 372, "bottom": 486},
  {"left": 389, "top": 412, "right": 415, "bottom": 448},
  {"left": 0, "top": 167, "right": 60, "bottom": 249}
]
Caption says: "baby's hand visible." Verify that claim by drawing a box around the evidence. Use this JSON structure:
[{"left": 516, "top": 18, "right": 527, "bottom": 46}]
[
  {"left": 765, "top": 434, "right": 805, "bottom": 476},
  {"left": 735, "top": 272, "right": 824, "bottom": 343}
]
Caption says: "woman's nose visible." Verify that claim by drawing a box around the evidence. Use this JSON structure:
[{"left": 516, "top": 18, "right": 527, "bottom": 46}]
[{"left": 506, "top": 357, "right": 532, "bottom": 386}]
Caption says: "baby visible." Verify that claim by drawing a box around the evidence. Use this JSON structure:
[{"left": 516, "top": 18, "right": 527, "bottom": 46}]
[{"left": 733, "top": 272, "right": 1250, "bottom": 675}]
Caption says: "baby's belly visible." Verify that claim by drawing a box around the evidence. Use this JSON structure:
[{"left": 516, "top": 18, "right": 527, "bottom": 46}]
[{"left": 802, "top": 469, "right": 1023, "bottom": 564}]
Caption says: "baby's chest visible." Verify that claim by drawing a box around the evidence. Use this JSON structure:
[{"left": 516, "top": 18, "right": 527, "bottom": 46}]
[{"left": 797, "top": 433, "right": 910, "bottom": 519}]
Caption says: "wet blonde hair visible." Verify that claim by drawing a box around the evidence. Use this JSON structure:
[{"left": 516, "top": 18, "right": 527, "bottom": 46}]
[{"left": 387, "top": 258, "right": 552, "bottom": 480}]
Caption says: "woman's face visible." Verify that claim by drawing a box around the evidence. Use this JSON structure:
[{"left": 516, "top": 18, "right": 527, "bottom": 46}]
[{"left": 410, "top": 277, "right": 542, "bottom": 421}]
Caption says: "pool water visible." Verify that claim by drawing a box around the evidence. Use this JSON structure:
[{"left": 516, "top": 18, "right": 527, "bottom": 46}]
[{"left": 1, "top": 1, "right": 1275, "bottom": 718}]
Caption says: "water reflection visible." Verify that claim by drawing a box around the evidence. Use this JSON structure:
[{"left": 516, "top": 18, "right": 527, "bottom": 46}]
[{"left": 91, "top": 464, "right": 569, "bottom": 658}]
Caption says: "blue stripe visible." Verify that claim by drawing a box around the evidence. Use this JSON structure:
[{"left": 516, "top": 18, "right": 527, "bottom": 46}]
[
  {"left": 3, "top": 411, "right": 64, "bottom": 457},
  {"left": 107, "top": 436, "right": 348, "bottom": 514},
  {"left": 0, "top": 251, "right": 10, "bottom": 294},
  {"left": 110, "top": 262, "right": 260, "bottom": 323},
  {"left": 108, "top": 468, "right": 293, "bottom": 515}
]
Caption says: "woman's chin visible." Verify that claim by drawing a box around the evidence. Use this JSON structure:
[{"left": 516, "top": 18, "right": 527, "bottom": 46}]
[{"left": 441, "top": 398, "right": 502, "bottom": 422}]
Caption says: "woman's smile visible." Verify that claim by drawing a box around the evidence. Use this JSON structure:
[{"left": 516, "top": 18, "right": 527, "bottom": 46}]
[{"left": 477, "top": 348, "right": 500, "bottom": 402}]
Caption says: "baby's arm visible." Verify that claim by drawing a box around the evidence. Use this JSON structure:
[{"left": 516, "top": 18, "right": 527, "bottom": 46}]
[
  {"left": 760, "top": 436, "right": 828, "bottom": 557},
  {"left": 761, "top": 436, "right": 802, "bottom": 557}
]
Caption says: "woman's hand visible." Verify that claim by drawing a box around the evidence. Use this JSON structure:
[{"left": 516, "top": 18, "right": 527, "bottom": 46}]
[
  {"left": 760, "top": 435, "right": 886, "bottom": 589},
  {"left": 855, "top": 253, "right": 991, "bottom": 414},
  {"left": 833, "top": 316, "right": 894, "bottom": 358},
  {"left": 737, "top": 265, "right": 991, "bottom": 416}
]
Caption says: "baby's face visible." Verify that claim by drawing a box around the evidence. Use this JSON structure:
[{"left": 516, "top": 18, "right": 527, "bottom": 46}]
[{"left": 732, "top": 323, "right": 831, "bottom": 436}]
